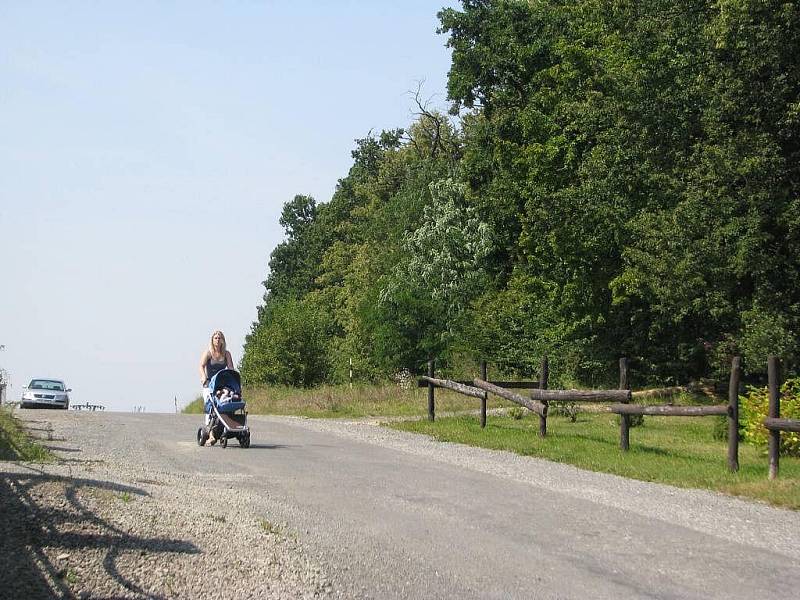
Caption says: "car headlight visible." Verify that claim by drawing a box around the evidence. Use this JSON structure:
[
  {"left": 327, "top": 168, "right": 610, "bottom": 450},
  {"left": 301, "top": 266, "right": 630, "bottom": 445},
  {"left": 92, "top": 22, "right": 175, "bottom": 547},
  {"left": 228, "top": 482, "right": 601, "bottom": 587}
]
[{"left": 22, "top": 392, "right": 34, "bottom": 400}]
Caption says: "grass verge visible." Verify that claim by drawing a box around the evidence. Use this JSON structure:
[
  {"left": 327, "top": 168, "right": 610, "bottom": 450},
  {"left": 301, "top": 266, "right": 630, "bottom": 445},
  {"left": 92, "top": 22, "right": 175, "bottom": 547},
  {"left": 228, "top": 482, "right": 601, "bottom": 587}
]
[
  {"left": 0, "top": 407, "right": 53, "bottom": 462},
  {"left": 183, "top": 383, "right": 513, "bottom": 419},
  {"left": 389, "top": 412, "right": 800, "bottom": 510}
]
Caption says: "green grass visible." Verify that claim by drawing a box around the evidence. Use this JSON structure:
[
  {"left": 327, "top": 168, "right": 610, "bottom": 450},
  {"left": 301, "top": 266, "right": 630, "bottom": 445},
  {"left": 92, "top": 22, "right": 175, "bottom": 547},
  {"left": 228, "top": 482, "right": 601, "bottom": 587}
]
[
  {"left": 389, "top": 412, "right": 800, "bottom": 510},
  {"left": 0, "top": 407, "right": 54, "bottom": 462},
  {"left": 184, "top": 383, "right": 511, "bottom": 419}
]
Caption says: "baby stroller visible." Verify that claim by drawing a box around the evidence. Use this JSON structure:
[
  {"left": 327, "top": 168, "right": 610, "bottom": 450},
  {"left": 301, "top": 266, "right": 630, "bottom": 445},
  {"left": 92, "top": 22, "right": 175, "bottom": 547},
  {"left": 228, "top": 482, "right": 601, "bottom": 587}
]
[{"left": 197, "top": 368, "right": 251, "bottom": 448}]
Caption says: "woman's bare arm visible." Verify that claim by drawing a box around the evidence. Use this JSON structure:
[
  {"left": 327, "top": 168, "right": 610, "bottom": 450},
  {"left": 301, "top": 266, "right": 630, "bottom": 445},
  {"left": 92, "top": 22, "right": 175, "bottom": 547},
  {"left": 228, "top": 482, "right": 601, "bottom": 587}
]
[{"left": 199, "top": 350, "right": 209, "bottom": 385}]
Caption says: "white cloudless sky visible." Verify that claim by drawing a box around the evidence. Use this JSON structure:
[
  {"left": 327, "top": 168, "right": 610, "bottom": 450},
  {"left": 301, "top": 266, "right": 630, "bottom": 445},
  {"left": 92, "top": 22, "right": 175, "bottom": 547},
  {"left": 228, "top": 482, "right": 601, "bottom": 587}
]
[{"left": 0, "top": 1, "right": 458, "bottom": 412}]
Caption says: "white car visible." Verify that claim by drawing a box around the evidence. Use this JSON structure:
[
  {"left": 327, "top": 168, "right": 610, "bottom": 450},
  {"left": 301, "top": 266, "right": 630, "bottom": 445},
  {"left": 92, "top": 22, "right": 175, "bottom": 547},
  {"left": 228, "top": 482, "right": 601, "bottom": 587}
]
[{"left": 21, "top": 378, "right": 71, "bottom": 410}]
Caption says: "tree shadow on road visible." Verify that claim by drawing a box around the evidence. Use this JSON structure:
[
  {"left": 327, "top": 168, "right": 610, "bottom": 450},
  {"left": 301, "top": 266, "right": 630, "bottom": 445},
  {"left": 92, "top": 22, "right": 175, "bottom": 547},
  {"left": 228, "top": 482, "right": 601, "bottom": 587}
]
[{"left": 0, "top": 466, "right": 200, "bottom": 599}]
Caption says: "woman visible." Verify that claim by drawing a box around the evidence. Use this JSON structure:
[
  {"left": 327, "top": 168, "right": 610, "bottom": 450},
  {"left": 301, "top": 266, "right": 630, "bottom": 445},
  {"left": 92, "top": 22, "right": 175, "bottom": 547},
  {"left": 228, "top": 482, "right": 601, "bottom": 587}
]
[{"left": 199, "top": 330, "right": 235, "bottom": 445}]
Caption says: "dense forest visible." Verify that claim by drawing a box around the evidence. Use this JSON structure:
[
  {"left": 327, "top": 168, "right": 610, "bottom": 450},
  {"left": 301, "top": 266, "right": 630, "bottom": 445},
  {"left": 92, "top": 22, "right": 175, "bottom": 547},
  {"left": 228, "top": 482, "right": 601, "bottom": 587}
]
[{"left": 241, "top": 0, "right": 800, "bottom": 389}]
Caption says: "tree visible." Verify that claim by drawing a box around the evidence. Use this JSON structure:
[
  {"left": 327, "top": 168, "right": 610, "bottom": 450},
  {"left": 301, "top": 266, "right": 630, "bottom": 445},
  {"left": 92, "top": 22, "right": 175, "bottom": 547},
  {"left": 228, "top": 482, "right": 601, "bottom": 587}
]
[
  {"left": 240, "top": 296, "right": 332, "bottom": 387},
  {"left": 379, "top": 178, "right": 493, "bottom": 362}
]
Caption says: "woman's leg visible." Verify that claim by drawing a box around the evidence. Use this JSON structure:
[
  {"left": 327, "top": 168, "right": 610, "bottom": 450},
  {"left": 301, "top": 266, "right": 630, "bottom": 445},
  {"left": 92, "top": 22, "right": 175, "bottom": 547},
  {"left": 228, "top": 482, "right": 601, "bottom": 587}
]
[{"left": 203, "top": 387, "right": 212, "bottom": 426}]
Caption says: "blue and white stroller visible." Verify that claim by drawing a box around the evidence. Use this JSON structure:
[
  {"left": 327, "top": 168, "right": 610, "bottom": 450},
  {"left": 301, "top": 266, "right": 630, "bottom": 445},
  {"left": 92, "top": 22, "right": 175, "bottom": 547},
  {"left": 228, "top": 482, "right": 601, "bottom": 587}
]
[{"left": 197, "top": 368, "right": 250, "bottom": 448}]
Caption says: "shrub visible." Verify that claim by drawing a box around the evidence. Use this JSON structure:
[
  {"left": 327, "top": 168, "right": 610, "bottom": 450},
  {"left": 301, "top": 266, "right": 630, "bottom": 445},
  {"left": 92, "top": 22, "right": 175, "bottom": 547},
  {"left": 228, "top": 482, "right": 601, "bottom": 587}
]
[
  {"left": 740, "top": 377, "right": 800, "bottom": 457},
  {"left": 240, "top": 297, "right": 332, "bottom": 387},
  {"left": 551, "top": 401, "right": 579, "bottom": 423},
  {"left": 508, "top": 406, "right": 525, "bottom": 420}
]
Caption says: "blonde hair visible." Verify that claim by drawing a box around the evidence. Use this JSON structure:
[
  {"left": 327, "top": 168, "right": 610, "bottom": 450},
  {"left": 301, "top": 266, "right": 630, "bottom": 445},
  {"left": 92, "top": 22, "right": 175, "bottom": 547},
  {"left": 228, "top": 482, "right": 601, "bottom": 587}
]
[{"left": 208, "top": 330, "right": 227, "bottom": 358}]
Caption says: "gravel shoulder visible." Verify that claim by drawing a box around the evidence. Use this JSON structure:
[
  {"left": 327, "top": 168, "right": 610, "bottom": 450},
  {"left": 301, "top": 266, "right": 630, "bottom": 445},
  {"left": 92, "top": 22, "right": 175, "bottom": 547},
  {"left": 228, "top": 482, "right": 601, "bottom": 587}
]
[{"left": 1, "top": 413, "right": 329, "bottom": 600}]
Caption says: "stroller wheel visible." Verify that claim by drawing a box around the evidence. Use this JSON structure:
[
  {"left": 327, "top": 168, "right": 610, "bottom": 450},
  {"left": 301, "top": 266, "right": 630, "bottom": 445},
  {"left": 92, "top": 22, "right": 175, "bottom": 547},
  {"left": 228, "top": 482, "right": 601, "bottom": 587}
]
[
  {"left": 197, "top": 428, "right": 208, "bottom": 447},
  {"left": 221, "top": 436, "right": 228, "bottom": 449},
  {"left": 239, "top": 432, "right": 251, "bottom": 448}
]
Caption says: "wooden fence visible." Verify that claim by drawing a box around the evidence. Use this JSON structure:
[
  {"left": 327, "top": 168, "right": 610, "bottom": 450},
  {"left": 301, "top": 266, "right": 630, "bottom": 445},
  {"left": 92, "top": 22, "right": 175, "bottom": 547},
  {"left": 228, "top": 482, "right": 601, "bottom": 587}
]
[
  {"left": 418, "top": 359, "right": 541, "bottom": 429},
  {"left": 762, "top": 356, "right": 800, "bottom": 480},
  {"left": 420, "top": 356, "right": 742, "bottom": 473}
]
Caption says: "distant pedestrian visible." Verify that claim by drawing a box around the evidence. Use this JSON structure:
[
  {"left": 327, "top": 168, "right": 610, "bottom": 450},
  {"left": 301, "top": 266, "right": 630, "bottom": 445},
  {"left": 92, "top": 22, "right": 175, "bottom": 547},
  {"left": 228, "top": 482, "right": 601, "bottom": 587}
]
[{"left": 199, "top": 330, "right": 234, "bottom": 445}]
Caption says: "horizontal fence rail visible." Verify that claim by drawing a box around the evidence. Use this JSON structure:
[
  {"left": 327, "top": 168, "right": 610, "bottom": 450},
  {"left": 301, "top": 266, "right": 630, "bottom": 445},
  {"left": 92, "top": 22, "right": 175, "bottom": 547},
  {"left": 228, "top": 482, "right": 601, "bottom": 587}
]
[
  {"left": 473, "top": 378, "right": 546, "bottom": 417},
  {"left": 530, "top": 389, "right": 632, "bottom": 403},
  {"left": 417, "top": 380, "right": 539, "bottom": 389},
  {"left": 763, "top": 418, "right": 800, "bottom": 433},
  {"left": 419, "top": 376, "right": 486, "bottom": 400},
  {"left": 611, "top": 404, "right": 728, "bottom": 417}
]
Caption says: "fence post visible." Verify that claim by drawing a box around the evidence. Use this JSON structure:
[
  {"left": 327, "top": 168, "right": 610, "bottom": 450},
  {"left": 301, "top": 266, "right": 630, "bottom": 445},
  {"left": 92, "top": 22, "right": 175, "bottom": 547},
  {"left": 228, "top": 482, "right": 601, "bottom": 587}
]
[
  {"left": 427, "top": 359, "right": 435, "bottom": 422},
  {"left": 620, "top": 358, "right": 630, "bottom": 451},
  {"left": 727, "top": 356, "right": 741, "bottom": 472},
  {"left": 480, "top": 360, "right": 487, "bottom": 428},
  {"left": 768, "top": 356, "right": 780, "bottom": 480},
  {"left": 539, "top": 356, "right": 549, "bottom": 437}
]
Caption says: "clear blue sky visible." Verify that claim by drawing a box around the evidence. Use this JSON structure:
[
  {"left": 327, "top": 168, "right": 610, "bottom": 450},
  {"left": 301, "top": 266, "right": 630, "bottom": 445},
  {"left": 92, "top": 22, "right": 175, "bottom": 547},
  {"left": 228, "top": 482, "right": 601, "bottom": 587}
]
[{"left": 0, "top": 1, "right": 458, "bottom": 412}]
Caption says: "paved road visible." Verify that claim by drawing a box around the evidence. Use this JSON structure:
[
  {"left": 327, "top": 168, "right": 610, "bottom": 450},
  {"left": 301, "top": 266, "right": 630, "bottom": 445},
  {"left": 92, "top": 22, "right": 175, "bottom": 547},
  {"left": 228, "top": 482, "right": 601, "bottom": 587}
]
[{"left": 16, "top": 409, "right": 800, "bottom": 599}]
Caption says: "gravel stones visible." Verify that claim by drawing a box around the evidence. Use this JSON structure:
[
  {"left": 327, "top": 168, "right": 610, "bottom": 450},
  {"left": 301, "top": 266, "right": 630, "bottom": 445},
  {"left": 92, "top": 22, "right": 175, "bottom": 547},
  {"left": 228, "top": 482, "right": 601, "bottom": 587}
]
[{"left": 1, "top": 417, "right": 328, "bottom": 599}]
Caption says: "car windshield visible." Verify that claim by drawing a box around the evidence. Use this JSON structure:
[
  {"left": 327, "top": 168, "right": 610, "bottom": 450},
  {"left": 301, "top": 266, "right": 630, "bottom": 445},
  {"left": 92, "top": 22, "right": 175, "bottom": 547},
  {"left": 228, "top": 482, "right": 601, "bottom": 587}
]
[{"left": 29, "top": 380, "right": 65, "bottom": 391}]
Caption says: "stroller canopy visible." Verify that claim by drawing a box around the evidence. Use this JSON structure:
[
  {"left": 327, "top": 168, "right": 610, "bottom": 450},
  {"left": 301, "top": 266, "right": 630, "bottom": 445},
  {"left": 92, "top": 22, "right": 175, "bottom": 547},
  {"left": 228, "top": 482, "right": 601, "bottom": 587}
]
[
  {"left": 205, "top": 369, "right": 244, "bottom": 415},
  {"left": 208, "top": 369, "right": 241, "bottom": 395}
]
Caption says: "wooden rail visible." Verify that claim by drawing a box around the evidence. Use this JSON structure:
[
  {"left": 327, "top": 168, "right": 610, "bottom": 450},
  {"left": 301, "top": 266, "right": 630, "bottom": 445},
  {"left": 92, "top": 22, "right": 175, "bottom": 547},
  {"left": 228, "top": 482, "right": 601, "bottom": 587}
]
[
  {"left": 421, "top": 355, "right": 749, "bottom": 473},
  {"left": 611, "top": 404, "right": 728, "bottom": 417},
  {"left": 473, "top": 379, "right": 546, "bottom": 417},
  {"left": 421, "top": 359, "right": 538, "bottom": 426},
  {"left": 419, "top": 376, "right": 485, "bottom": 399},
  {"left": 531, "top": 389, "right": 632, "bottom": 403},
  {"left": 763, "top": 418, "right": 800, "bottom": 433},
  {"left": 418, "top": 380, "right": 539, "bottom": 389}
]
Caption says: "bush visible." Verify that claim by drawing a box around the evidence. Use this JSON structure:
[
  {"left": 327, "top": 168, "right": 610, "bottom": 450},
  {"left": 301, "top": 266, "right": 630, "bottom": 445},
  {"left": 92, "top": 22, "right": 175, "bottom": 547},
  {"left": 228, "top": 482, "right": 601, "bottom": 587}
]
[
  {"left": 740, "top": 377, "right": 800, "bottom": 456},
  {"left": 508, "top": 406, "right": 525, "bottom": 420},
  {"left": 240, "top": 297, "right": 332, "bottom": 387},
  {"left": 551, "top": 401, "right": 579, "bottom": 423}
]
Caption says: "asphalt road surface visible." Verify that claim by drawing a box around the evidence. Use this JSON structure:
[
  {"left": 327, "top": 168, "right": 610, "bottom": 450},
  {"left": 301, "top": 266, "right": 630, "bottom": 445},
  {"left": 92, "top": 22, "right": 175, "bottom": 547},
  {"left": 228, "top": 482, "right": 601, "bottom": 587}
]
[{"left": 13, "top": 409, "right": 800, "bottom": 599}]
